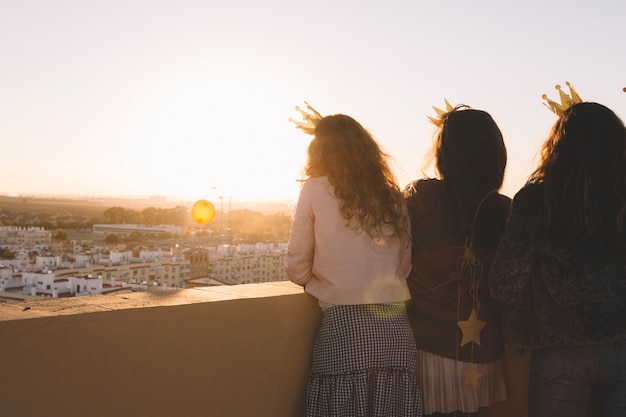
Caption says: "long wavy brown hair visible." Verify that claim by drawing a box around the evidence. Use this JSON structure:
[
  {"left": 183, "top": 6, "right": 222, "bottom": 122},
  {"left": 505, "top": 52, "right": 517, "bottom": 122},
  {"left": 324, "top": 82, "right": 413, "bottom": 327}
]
[
  {"left": 528, "top": 102, "right": 626, "bottom": 252},
  {"left": 302, "top": 114, "right": 410, "bottom": 246}
]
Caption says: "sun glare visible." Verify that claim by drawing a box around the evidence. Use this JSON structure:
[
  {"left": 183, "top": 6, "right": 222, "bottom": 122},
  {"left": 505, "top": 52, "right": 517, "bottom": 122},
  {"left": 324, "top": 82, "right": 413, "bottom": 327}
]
[{"left": 123, "top": 69, "right": 307, "bottom": 203}]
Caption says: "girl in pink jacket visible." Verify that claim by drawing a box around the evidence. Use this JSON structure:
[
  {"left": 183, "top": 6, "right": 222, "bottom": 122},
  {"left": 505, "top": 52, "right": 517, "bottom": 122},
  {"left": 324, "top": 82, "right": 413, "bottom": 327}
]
[{"left": 286, "top": 113, "right": 423, "bottom": 417}]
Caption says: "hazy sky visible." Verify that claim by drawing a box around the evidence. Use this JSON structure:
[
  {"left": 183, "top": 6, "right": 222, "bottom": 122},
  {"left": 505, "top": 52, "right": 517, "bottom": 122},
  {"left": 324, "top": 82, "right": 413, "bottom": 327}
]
[{"left": 1, "top": 0, "right": 624, "bottom": 204}]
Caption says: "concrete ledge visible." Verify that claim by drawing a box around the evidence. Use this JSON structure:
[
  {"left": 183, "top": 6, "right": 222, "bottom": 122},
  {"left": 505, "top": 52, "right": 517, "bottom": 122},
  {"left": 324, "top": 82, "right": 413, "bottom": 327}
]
[
  {"left": 0, "top": 282, "right": 563, "bottom": 417},
  {"left": 0, "top": 281, "right": 304, "bottom": 321},
  {"left": 0, "top": 282, "right": 321, "bottom": 417}
]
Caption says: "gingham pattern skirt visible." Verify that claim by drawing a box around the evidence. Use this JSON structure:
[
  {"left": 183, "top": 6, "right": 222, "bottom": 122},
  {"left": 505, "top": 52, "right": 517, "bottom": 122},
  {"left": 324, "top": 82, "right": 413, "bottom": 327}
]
[{"left": 306, "top": 304, "right": 423, "bottom": 417}]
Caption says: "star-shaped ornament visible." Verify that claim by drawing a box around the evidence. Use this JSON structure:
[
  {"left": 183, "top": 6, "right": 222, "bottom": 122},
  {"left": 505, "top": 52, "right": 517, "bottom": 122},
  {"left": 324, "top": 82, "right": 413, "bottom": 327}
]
[
  {"left": 457, "top": 308, "right": 487, "bottom": 346},
  {"left": 464, "top": 363, "right": 482, "bottom": 388}
]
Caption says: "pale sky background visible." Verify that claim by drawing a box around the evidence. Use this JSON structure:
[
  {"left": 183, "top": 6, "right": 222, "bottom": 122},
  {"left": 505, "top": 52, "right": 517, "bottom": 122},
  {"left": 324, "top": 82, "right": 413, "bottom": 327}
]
[{"left": 1, "top": 0, "right": 624, "bottom": 205}]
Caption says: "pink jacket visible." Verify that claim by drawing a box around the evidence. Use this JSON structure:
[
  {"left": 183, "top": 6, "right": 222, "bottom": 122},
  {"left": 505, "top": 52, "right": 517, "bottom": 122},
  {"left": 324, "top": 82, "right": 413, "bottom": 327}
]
[{"left": 286, "top": 176, "right": 412, "bottom": 305}]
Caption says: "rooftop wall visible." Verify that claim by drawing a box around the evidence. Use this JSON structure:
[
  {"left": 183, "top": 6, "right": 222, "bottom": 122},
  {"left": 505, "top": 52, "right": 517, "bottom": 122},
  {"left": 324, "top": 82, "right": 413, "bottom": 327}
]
[{"left": 0, "top": 282, "right": 554, "bottom": 417}]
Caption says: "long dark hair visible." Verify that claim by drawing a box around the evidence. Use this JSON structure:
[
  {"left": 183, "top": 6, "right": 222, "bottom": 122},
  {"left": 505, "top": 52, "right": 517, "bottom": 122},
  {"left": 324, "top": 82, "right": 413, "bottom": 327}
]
[
  {"left": 528, "top": 102, "right": 626, "bottom": 251},
  {"left": 302, "top": 114, "right": 409, "bottom": 246},
  {"left": 432, "top": 107, "right": 507, "bottom": 233}
]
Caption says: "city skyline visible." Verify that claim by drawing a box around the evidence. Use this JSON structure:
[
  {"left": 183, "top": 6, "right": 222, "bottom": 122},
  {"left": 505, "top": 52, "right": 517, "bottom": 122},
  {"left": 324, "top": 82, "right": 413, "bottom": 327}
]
[{"left": 1, "top": 0, "right": 625, "bottom": 203}]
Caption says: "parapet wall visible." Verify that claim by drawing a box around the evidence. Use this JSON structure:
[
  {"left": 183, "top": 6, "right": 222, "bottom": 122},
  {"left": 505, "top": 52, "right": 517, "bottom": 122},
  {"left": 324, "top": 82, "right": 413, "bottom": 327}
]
[
  {"left": 0, "top": 283, "right": 320, "bottom": 417},
  {"left": 0, "top": 282, "right": 537, "bottom": 417}
]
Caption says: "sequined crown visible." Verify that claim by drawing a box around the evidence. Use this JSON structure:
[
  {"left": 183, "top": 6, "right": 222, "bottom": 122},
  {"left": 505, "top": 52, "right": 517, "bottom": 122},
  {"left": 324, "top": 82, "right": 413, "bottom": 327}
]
[
  {"left": 542, "top": 82, "right": 583, "bottom": 115},
  {"left": 427, "top": 99, "right": 455, "bottom": 127},
  {"left": 289, "top": 101, "right": 323, "bottom": 135}
]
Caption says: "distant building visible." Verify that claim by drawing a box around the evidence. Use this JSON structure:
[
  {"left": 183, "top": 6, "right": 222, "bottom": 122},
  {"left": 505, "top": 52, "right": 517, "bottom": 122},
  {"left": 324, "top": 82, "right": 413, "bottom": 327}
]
[
  {"left": 49, "top": 239, "right": 71, "bottom": 254},
  {"left": 0, "top": 226, "right": 51, "bottom": 246},
  {"left": 37, "top": 254, "right": 61, "bottom": 268},
  {"left": 0, "top": 270, "right": 133, "bottom": 300},
  {"left": 212, "top": 251, "right": 287, "bottom": 285},
  {"left": 55, "top": 258, "right": 191, "bottom": 290},
  {"left": 21, "top": 271, "right": 101, "bottom": 297},
  {"left": 0, "top": 264, "right": 16, "bottom": 290},
  {"left": 183, "top": 247, "right": 210, "bottom": 280},
  {"left": 0, "top": 222, "right": 288, "bottom": 298},
  {"left": 92, "top": 224, "right": 182, "bottom": 237},
  {"left": 181, "top": 244, "right": 288, "bottom": 287}
]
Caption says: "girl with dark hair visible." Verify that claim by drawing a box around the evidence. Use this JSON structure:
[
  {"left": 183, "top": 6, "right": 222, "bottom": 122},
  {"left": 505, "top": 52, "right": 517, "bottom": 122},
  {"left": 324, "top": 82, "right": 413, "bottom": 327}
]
[
  {"left": 490, "top": 101, "right": 626, "bottom": 416},
  {"left": 405, "top": 106, "right": 510, "bottom": 416},
  {"left": 286, "top": 113, "right": 423, "bottom": 417}
]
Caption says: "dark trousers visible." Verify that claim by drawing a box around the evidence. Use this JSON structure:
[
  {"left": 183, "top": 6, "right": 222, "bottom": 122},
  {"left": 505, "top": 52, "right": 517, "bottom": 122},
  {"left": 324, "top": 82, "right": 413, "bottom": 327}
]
[{"left": 529, "top": 339, "right": 626, "bottom": 417}]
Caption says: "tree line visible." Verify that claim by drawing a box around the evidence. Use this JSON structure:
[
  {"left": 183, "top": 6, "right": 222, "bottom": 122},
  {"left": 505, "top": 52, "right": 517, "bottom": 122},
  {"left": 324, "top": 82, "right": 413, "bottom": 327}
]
[
  {"left": 102, "top": 206, "right": 187, "bottom": 226},
  {"left": 102, "top": 206, "right": 293, "bottom": 241},
  {"left": 0, "top": 203, "right": 294, "bottom": 244}
]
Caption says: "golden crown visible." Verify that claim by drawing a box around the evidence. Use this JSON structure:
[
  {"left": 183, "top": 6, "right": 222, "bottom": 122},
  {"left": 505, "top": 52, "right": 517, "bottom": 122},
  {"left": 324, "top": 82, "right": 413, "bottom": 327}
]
[
  {"left": 542, "top": 82, "right": 583, "bottom": 115},
  {"left": 289, "top": 101, "right": 323, "bottom": 135},
  {"left": 427, "top": 99, "right": 455, "bottom": 127}
]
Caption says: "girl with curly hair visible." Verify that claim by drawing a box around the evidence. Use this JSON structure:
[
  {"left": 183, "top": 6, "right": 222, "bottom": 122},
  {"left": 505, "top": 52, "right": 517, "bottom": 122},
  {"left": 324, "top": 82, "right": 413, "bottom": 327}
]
[{"left": 286, "top": 113, "right": 423, "bottom": 417}]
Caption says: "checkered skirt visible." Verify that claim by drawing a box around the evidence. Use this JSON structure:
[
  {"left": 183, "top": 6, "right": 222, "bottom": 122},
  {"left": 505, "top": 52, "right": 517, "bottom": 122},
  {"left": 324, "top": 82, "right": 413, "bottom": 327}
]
[{"left": 306, "top": 304, "right": 423, "bottom": 417}]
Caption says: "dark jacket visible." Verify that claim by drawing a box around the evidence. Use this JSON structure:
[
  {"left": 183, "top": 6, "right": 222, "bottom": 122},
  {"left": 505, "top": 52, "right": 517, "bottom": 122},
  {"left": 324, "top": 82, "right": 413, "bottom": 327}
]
[
  {"left": 489, "top": 184, "right": 626, "bottom": 350},
  {"left": 405, "top": 179, "right": 510, "bottom": 362}
]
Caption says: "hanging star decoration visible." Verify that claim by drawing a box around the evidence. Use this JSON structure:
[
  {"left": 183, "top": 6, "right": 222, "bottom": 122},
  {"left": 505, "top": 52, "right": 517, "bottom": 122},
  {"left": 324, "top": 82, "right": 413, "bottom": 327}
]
[
  {"left": 427, "top": 99, "right": 455, "bottom": 127},
  {"left": 464, "top": 363, "right": 483, "bottom": 389},
  {"left": 458, "top": 307, "right": 487, "bottom": 346},
  {"left": 450, "top": 192, "right": 496, "bottom": 388},
  {"left": 542, "top": 81, "right": 583, "bottom": 115},
  {"left": 289, "top": 101, "right": 323, "bottom": 135}
]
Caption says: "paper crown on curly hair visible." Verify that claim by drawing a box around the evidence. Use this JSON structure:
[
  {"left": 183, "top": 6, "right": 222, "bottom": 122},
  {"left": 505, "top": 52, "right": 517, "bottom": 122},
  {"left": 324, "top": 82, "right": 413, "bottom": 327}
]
[
  {"left": 289, "top": 101, "right": 323, "bottom": 135},
  {"left": 427, "top": 99, "right": 455, "bottom": 127},
  {"left": 542, "top": 82, "right": 583, "bottom": 115}
]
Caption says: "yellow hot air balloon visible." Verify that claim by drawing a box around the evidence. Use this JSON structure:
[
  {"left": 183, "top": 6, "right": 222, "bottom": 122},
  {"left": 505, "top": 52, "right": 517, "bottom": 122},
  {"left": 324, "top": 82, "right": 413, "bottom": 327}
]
[{"left": 192, "top": 200, "right": 215, "bottom": 224}]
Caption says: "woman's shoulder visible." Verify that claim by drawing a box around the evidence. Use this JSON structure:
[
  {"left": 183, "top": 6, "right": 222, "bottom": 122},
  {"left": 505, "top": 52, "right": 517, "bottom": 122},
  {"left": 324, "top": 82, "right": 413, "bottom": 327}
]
[
  {"left": 404, "top": 178, "right": 441, "bottom": 198},
  {"left": 300, "top": 176, "right": 335, "bottom": 201},
  {"left": 514, "top": 183, "right": 541, "bottom": 197},
  {"left": 303, "top": 176, "right": 328, "bottom": 185},
  {"left": 511, "top": 183, "right": 542, "bottom": 209},
  {"left": 491, "top": 191, "right": 512, "bottom": 212},
  {"left": 302, "top": 176, "right": 331, "bottom": 191},
  {"left": 483, "top": 192, "right": 512, "bottom": 218},
  {"left": 403, "top": 179, "right": 443, "bottom": 218},
  {"left": 496, "top": 191, "right": 512, "bottom": 204}
]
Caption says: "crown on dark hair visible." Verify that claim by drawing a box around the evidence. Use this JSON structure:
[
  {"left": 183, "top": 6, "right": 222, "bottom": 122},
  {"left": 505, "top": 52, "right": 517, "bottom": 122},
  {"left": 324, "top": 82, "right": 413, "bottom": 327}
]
[
  {"left": 289, "top": 101, "right": 323, "bottom": 135},
  {"left": 427, "top": 99, "right": 455, "bottom": 127},
  {"left": 542, "top": 82, "right": 583, "bottom": 115}
]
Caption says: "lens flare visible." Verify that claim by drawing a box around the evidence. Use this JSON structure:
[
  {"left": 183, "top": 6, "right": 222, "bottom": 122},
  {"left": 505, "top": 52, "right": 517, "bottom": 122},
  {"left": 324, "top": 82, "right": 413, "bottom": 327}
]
[{"left": 192, "top": 200, "right": 215, "bottom": 224}]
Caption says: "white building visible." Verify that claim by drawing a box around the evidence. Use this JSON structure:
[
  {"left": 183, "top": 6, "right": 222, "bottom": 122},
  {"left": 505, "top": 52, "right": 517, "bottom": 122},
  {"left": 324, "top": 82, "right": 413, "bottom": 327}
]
[
  {"left": 21, "top": 271, "right": 102, "bottom": 298},
  {"left": 35, "top": 255, "right": 61, "bottom": 271},
  {"left": 204, "top": 243, "right": 287, "bottom": 285},
  {"left": 73, "top": 253, "right": 93, "bottom": 268},
  {"left": 0, "top": 264, "right": 16, "bottom": 291},
  {"left": 55, "top": 258, "right": 191, "bottom": 290},
  {"left": 134, "top": 249, "right": 163, "bottom": 263},
  {"left": 0, "top": 226, "right": 51, "bottom": 246},
  {"left": 109, "top": 250, "right": 132, "bottom": 265}
]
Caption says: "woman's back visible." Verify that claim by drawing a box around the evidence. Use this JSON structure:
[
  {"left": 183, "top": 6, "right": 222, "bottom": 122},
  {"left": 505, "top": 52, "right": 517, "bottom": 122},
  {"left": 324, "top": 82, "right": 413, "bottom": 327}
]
[
  {"left": 405, "top": 105, "right": 509, "bottom": 416},
  {"left": 488, "top": 96, "right": 626, "bottom": 417},
  {"left": 406, "top": 178, "right": 510, "bottom": 361}
]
